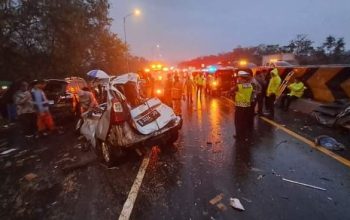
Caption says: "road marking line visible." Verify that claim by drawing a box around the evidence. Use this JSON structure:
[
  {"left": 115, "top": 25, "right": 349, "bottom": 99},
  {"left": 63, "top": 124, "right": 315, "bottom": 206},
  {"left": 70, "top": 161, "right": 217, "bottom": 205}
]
[
  {"left": 260, "top": 116, "right": 350, "bottom": 168},
  {"left": 118, "top": 152, "right": 151, "bottom": 220},
  {"left": 220, "top": 97, "right": 350, "bottom": 168}
]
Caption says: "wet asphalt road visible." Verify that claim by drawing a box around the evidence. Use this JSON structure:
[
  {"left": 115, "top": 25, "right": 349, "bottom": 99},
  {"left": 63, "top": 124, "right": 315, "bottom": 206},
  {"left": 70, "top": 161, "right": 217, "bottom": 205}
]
[
  {"left": 1, "top": 95, "right": 350, "bottom": 220},
  {"left": 130, "top": 96, "right": 350, "bottom": 220}
]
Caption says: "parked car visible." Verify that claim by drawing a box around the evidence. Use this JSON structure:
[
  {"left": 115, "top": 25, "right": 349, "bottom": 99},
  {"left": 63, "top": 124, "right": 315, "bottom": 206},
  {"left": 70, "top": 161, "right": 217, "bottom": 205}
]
[
  {"left": 79, "top": 73, "right": 182, "bottom": 166},
  {"left": 44, "top": 77, "right": 87, "bottom": 118}
]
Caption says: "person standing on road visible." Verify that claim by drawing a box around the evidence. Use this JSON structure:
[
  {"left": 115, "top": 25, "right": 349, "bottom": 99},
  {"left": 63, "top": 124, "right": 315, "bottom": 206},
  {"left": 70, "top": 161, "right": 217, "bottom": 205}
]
[
  {"left": 31, "top": 80, "right": 56, "bottom": 136},
  {"left": 265, "top": 68, "right": 281, "bottom": 117},
  {"left": 14, "top": 81, "right": 36, "bottom": 137},
  {"left": 195, "top": 73, "right": 205, "bottom": 98},
  {"left": 280, "top": 78, "right": 306, "bottom": 111},
  {"left": 233, "top": 71, "right": 254, "bottom": 140},
  {"left": 251, "top": 71, "right": 262, "bottom": 117},
  {"left": 164, "top": 74, "right": 173, "bottom": 106},
  {"left": 254, "top": 70, "right": 267, "bottom": 115},
  {"left": 184, "top": 75, "right": 194, "bottom": 102},
  {"left": 171, "top": 75, "right": 183, "bottom": 116}
]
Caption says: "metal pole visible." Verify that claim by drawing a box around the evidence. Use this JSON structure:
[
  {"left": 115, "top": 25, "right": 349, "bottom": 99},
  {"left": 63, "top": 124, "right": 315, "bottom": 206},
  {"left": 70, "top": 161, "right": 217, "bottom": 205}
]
[{"left": 123, "top": 16, "right": 129, "bottom": 72}]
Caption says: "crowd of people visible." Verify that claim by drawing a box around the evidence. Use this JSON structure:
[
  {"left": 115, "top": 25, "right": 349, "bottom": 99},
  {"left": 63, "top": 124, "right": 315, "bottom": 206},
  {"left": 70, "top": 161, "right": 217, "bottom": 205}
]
[
  {"left": 2, "top": 68, "right": 306, "bottom": 141},
  {"left": 232, "top": 68, "right": 306, "bottom": 141},
  {"left": 1, "top": 79, "right": 99, "bottom": 139},
  {"left": 10, "top": 80, "right": 58, "bottom": 138}
]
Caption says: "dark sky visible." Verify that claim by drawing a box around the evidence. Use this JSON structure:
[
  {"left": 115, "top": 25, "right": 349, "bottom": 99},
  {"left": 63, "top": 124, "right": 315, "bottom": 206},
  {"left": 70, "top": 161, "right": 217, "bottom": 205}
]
[{"left": 110, "top": 0, "right": 350, "bottom": 64}]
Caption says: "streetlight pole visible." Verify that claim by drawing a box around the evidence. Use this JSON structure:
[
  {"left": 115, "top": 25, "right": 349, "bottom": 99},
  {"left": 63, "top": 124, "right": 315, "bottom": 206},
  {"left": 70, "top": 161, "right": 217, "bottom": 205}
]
[{"left": 123, "top": 9, "right": 140, "bottom": 73}]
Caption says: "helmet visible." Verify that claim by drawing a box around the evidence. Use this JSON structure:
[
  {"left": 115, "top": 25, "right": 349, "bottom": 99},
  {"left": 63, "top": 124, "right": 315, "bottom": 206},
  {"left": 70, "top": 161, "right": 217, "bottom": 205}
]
[{"left": 237, "top": 71, "right": 250, "bottom": 77}]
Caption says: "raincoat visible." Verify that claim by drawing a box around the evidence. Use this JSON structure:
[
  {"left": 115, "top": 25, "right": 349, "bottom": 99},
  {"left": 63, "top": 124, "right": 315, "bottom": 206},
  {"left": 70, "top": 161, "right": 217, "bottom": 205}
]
[
  {"left": 266, "top": 68, "right": 281, "bottom": 97},
  {"left": 196, "top": 75, "right": 205, "bottom": 86},
  {"left": 288, "top": 82, "right": 305, "bottom": 98}
]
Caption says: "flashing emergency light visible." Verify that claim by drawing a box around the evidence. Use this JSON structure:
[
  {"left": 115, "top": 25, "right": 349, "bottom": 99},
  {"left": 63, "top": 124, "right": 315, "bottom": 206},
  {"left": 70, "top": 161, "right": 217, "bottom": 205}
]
[
  {"left": 68, "top": 86, "right": 76, "bottom": 93},
  {"left": 239, "top": 60, "right": 248, "bottom": 66},
  {"left": 208, "top": 66, "right": 217, "bottom": 73}
]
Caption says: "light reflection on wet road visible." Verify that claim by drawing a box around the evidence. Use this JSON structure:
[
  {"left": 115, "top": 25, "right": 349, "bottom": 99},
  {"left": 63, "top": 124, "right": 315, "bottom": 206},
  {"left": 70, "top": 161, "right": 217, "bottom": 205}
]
[{"left": 131, "top": 95, "right": 350, "bottom": 220}]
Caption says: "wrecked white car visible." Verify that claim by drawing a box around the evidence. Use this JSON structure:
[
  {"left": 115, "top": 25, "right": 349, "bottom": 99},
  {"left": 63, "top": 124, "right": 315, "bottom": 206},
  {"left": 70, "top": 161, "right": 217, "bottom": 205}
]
[{"left": 79, "top": 73, "right": 182, "bottom": 166}]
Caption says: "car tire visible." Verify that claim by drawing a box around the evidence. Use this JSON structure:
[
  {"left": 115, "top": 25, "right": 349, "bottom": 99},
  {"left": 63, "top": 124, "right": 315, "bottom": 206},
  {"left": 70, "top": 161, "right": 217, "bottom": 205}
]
[{"left": 96, "top": 139, "right": 115, "bottom": 167}]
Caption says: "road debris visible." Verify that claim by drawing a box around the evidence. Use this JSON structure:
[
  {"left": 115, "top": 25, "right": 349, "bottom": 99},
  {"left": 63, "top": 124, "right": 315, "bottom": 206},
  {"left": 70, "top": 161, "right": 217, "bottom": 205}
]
[
  {"left": 14, "top": 150, "right": 29, "bottom": 158},
  {"left": 209, "top": 193, "right": 224, "bottom": 205},
  {"left": 1, "top": 148, "right": 17, "bottom": 155},
  {"left": 216, "top": 202, "right": 227, "bottom": 211},
  {"left": 257, "top": 174, "right": 265, "bottom": 180},
  {"left": 320, "top": 177, "right": 332, "bottom": 182},
  {"left": 24, "top": 173, "right": 38, "bottom": 182},
  {"left": 61, "top": 156, "right": 97, "bottom": 173},
  {"left": 314, "top": 135, "right": 345, "bottom": 151},
  {"left": 276, "top": 140, "right": 287, "bottom": 147},
  {"left": 135, "top": 148, "right": 143, "bottom": 156},
  {"left": 282, "top": 178, "right": 326, "bottom": 191},
  {"left": 229, "top": 198, "right": 245, "bottom": 211},
  {"left": 300, "top": 125, "right": 313, "bottom": 131},
  {"left": 241, "top": 197, "right": 252, "bottom": 203},
  {"left": 250, "top": 167, "right": 263, "bottom": 172}
]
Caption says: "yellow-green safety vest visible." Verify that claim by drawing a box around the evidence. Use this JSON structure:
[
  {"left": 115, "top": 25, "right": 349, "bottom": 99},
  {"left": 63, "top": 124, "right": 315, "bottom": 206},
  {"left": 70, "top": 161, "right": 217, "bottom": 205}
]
[
  {"left": 288, "top": 82, "right": 305, "bottom": 98},
  {"left": 196, "top": 76, "right": 205, "bottom": 86},
  {"left": 235, "top": 83, "right": 253, "bottom": 107}
]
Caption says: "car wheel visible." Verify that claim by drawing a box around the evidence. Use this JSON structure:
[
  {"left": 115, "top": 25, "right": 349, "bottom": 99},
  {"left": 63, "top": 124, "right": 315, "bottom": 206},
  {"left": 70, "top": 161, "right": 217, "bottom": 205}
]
[{"left": 96, "top": 140, "right": 115, "bottom": 167}]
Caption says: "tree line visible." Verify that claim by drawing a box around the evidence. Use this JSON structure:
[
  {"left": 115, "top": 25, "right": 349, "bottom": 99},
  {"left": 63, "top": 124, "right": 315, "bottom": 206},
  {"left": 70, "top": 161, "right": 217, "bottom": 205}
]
[
  {"left": 178, "top": 34, "right": 350, "bottom": 68},
  {"left": 0, "top": 0, "right": 147, "bottom": 81}
]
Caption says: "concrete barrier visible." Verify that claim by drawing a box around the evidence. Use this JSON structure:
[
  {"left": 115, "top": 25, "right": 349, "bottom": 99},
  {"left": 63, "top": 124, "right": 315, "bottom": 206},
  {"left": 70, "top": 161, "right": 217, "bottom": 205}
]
[{"left": 268, "top": 66, "right": 350, "bottom": 103}]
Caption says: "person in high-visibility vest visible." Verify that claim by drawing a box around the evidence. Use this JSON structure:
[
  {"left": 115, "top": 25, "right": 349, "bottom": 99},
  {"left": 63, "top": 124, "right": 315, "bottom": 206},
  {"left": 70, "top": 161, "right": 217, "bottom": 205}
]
[
  {"left": 184, "top": 75, "right": 195, "bottom": 102},
  {"left": 280, "top": 78, "right": 306, "bottom": 111},
  {"left": 195, "top": 73, "right": 205, "bottom": 98},
  {"left": 233, "top": 71, "right": 254, "bottom": 140},
  {"left": 266, "top": 68, "right": 281, "bottom": 117}
]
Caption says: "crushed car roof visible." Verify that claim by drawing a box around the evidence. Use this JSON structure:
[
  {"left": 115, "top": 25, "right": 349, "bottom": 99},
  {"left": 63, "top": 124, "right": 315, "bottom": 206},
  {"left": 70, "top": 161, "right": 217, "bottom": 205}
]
[{"left": 110, "top": 73, "right": 139, "bottom": 85}]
